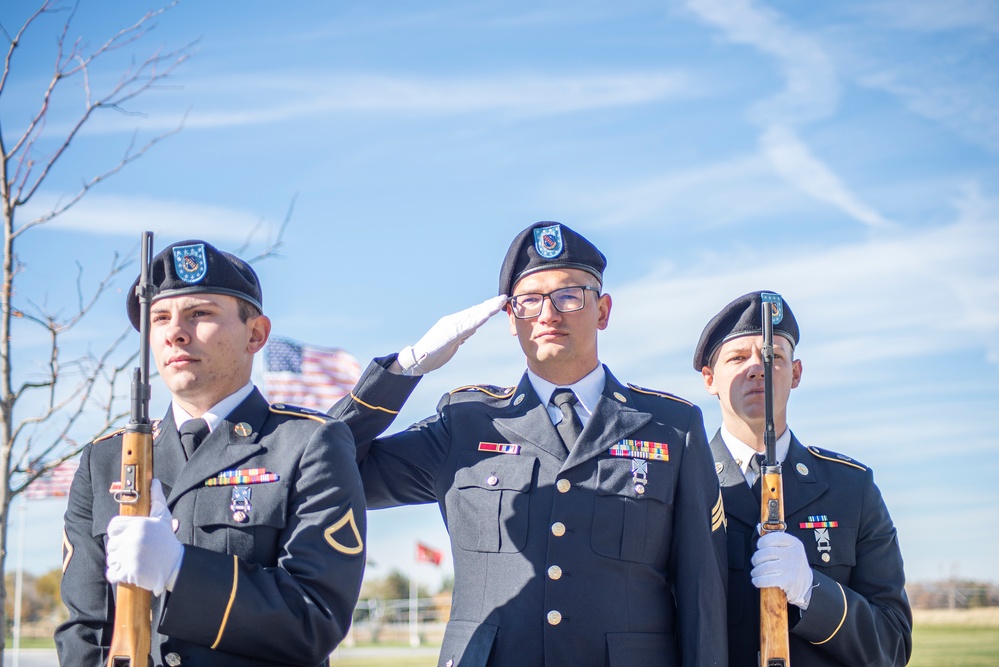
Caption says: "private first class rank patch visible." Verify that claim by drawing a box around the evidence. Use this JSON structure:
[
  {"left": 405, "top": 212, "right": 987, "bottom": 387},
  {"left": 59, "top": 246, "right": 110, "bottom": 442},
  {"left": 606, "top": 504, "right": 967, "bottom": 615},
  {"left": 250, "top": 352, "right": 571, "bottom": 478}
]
[
  {"left": 324, "top": 507, "right": 364, "bottom": 555},
  {"left": 608, "top": 439, "right": 669, "bottom": 461}
]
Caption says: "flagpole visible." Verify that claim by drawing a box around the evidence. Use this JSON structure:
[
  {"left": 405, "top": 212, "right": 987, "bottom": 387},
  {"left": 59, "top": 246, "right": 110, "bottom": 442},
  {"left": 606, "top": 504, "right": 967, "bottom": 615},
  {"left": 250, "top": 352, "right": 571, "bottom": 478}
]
[
  {"left": 12, "top": 495, "right": 27, "bottom": 667},
  {"left": 409, "top": 544, "right": 419, "bottom": 648}
]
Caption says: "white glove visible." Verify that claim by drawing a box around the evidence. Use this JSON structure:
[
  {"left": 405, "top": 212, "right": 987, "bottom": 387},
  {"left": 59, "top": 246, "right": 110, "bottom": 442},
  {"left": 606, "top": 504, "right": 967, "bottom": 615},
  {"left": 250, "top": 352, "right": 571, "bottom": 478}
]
[
  {"left": 751, "top": 531, "right": 814, "bottom": 609},
  {"left": 397, "top": 295, "right": 508, "bottom": 376},
  {"left": 106, "top": 479, "right": 184, "bottom": 596}
]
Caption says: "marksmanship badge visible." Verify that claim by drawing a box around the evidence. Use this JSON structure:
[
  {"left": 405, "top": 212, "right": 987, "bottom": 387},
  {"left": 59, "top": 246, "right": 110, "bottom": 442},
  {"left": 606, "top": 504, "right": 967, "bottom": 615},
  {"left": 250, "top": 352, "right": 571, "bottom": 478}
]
[{"left": 173, "top": 243, "right": 207, "bottom": 283}]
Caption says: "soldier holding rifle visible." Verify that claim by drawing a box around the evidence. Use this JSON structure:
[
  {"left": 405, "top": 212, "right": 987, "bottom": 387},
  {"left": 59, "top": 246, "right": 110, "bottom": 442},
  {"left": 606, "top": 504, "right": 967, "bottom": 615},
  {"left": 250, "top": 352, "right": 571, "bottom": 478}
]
[
  {"left": 694, "top": 290, "right": 912, "bottom": 666},
  {"left": 57, "top": 239, "right": 366, "bottom": 667}
]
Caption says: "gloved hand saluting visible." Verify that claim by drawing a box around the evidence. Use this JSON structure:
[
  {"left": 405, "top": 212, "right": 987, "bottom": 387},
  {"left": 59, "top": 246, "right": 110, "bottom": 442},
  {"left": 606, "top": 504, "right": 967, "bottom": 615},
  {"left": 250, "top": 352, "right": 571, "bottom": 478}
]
[
  {"left": 751, "top": 531, "right": 814, "bottom": 609},
  {"left": 396, "top": 295, "right": 508, "bottom": 376},
  {"left": 106, "top": 479, "right": 184, "bottom": 596}
]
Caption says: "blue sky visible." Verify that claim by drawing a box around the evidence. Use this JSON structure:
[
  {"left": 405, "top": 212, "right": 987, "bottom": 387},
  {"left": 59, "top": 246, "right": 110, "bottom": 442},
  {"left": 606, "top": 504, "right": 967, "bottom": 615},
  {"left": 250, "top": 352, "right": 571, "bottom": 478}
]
[{"left": 4, "top": 0, "right": 998, "bottom": 590}]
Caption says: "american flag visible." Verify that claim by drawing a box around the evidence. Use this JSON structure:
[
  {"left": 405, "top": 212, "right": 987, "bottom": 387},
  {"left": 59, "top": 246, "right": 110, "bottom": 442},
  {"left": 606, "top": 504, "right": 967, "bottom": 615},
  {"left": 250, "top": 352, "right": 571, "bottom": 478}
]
[
  {"left": 24, "top": 459, "right": 79, "bottom": 500},
  {"left": 263, "top": 337, "right": 361, "bottom": 410}
]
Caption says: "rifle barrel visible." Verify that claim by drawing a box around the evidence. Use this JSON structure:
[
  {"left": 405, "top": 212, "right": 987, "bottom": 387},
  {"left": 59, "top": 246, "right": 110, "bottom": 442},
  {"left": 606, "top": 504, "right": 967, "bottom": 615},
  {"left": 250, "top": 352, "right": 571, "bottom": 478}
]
[{"left": 759, "top": 292, "right": 790, "bottom": 666}]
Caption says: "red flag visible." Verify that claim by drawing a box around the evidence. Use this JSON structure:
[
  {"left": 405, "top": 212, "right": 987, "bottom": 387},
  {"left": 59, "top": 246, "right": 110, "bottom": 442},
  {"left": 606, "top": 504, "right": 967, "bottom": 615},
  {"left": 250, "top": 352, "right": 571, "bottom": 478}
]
[
  {"left": 24, "top": 459, "right": 79, "bottom": 500},
  {"left": 263, "top": 337, "right": 361, "bottom": 410},
  {"left": 416, "top": 541, "right": 443, "bottom": 566}
]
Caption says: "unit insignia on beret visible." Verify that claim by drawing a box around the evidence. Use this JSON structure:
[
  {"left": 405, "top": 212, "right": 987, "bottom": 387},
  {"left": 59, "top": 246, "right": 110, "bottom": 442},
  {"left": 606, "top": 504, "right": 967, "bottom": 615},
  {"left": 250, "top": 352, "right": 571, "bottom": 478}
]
[
  {"left": 534, "top": 224, "right": 564, "bottom": 259},
  {"left": 761, "top": 291, "right": 784, "bottom": 325},
  {"left": 172, "top": 243, "right": 207, "bottom": 284}
]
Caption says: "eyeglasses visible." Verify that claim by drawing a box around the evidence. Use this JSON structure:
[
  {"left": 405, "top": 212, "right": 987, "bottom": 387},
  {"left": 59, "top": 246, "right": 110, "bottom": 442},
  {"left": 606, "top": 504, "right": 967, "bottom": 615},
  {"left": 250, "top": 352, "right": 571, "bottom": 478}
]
[{"left": 508, "top": 286, "right": 600, "bottom": 319}]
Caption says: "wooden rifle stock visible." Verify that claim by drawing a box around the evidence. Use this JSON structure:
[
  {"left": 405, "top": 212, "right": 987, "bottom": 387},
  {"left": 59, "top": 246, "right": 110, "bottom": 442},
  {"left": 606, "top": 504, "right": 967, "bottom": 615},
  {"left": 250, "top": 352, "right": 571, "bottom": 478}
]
[
  {"left": 107, "top": 428, "right": 154, "bottom": 666},
  {"left": 759, "top": 292, "right": 790, "bottom": 667},
  {"left": 759, "top": 467, "right": 790, "bottom": 666},
  {"left": 108, "top": 232, "right": 156, "bottom": 667}
]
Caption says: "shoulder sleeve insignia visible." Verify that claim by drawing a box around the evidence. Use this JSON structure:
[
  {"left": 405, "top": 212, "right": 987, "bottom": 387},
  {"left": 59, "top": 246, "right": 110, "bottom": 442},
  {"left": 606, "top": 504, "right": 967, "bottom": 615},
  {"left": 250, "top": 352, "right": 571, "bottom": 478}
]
[
  {"left": 270, "top": 403, "right": 334, "bottom": 424},
  {"left": 711, "top": 489, "right": 726, "bottom": 532},
  {"left": 807, "top": 446, "right": 868, "bottom": 471},
  {"left": 449, "top": 384, "right": 516, "bottom": 399},
  {"left": 627, "top": 383, "right": 693, "bottom": 407},
  {"left": 324, "top": 507, "right": 364, "bottom": 555},
  {"left": 93, "top": 427, "right": 126, "bottom": 444}
]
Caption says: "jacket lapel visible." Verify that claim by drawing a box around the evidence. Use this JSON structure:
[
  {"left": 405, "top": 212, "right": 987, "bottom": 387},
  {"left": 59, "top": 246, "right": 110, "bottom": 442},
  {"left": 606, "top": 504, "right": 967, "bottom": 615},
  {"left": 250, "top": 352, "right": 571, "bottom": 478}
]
[
  {"left": 166, "top": 389, "right": 270, "bottom": 504},
  {"left": 493, "top": 374, "right": 569, "bottom": 462},
  {"left": 710, "top": 430, "right": 760, "bottom": 528},
  {"left": 152, "top": 411, "right": 186, "bottom": 496},
  {"left": 563, "top": 368, "right": 651, "bottom": 470},
  {"left": 781, "top": 434, "right": 827, "bottom": 517}
]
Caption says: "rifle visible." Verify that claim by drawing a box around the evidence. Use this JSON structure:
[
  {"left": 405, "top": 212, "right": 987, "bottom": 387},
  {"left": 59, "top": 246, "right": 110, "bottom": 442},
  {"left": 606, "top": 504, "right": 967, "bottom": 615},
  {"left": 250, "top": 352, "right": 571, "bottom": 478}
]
[
  {"left": 759, "top": 291, "right": 790, "bottom": 667},
  {"left": 108, "top": 232, "right": 156, "bottom": 667}
]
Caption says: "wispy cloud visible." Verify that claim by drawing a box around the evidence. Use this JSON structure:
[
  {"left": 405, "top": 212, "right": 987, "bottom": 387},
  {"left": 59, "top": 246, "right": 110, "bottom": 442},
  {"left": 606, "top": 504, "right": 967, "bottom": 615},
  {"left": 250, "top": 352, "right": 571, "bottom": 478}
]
[
  {"left": 682, "top": 0, "right": 896, "bottom": 229},
  {"left": 550, "top": 154, "right": 798, "bottom": 229},
  {"left": 683, "top": 0, "right": 838, "bottom": 125},
  {"left": 857, "top": 0, "right": 999, "bottom": 34},
  {"left": 602, "top": 180, "right": 999, "bottom": 377},
  {"left": 857, "top": 69, "right": 999, "bottom": 153},
  {"left": 24, "top": 193, "right": 267, "bottom": 243},
  {"left": 760, "top": 125, "right": 895, "bottom": 229},
  {"left": 554, "top": 141, "right": 894, "bottom": 231},
  {"left": 76, "top": 71, "right": 696, "bottom": 134}
]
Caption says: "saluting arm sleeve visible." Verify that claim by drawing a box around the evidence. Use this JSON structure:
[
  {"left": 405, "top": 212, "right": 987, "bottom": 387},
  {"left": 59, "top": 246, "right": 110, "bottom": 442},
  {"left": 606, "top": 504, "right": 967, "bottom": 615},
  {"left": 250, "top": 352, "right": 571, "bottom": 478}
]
[{"left": 328, "top": 354, "right": 420, "bottom": 454}]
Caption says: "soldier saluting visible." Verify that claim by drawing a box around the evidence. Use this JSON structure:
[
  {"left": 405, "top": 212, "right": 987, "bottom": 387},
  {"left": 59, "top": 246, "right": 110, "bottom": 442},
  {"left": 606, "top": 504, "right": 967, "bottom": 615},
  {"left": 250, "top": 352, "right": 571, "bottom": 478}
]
[
  {"left": 694, "top": 291, "right": 912, "bottom": 666},
  {"left": 330, "top": 222, "right": 728, "bottom": 666},
  {"left": 57, "top": 240, "right": 367, "bottom": 666}
]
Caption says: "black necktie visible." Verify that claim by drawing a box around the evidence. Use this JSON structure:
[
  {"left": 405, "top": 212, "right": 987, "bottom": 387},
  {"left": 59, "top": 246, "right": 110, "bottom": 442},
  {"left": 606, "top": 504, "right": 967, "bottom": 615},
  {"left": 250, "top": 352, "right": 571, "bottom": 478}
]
[
  {"left": 747, "top": 452, "right": 765, "bottom": 484},
  {"left": 179, "top": 418, "right": 210, "bottom": 459},
  {"left": 749, "top": 453, "right": 765, "bottom": 502},
  {"left": 550, "top": 388, "right": 583, "bottom": 450}
]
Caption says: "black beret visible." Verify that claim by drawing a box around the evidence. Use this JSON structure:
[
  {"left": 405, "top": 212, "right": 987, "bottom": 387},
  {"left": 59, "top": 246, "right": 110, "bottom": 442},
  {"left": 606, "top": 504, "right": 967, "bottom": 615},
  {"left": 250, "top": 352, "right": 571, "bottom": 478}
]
[
  {"left": 498, "top": 222, "right": 607, "bottom": 296},
  {"left": 693, "top": 290, "right": 799, "bottom": 370},
  {"left": 126, "top": 239, "right": 262, "bottom": 330}
]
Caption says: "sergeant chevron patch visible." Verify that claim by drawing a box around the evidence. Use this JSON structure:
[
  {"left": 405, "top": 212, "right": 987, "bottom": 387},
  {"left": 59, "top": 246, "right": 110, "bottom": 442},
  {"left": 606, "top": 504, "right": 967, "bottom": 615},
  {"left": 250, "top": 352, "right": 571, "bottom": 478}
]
[
  {"left": 61, "top": 529, "right": 73, "bottom": 573},
  {"left": 324, "top": 507, "right": 364, "bottom": 555},
  {"left": 711, "top": 490, "right": 726, "bottom": 532}
]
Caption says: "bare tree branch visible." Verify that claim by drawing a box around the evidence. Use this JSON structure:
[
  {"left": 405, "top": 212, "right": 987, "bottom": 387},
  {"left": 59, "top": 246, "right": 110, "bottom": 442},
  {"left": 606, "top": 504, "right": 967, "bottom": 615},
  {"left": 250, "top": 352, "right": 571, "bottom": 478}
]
[{"left": 239, "top": 193, "right": 298, "bottom": 264}]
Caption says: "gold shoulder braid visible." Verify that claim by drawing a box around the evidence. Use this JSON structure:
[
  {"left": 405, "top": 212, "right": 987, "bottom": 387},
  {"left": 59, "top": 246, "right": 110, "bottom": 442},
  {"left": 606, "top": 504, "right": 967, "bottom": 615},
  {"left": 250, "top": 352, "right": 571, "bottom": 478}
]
[
  {"left": 270, "top": 403, "right": 333, "bottom": 424},
  {"left": 449, "top": 385, "right": 517, "bottom": 399},
  {"left": 806, "top": 446, "right": 867, "bottom": 472},
  {"left": 627, "top": 383, "right": 693, "bottom": 407}
]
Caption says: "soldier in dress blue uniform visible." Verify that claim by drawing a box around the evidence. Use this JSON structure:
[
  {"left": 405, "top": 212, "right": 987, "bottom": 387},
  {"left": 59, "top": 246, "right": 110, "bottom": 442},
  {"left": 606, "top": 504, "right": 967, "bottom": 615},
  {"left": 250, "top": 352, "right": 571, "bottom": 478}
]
[
  {"left": 694, "top": 290, "right": 912, "bottom": 666},
  {"left": 329, "top": 222, "right": 728, "bottom": 667},
  {"left": 56, "top": 240, "right": 367, "bottom": 667}
]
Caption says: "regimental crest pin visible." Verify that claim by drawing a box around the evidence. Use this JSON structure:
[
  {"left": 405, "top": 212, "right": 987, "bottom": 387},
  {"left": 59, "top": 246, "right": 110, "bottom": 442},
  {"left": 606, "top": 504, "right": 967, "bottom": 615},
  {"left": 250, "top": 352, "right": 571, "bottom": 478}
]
[
  {"left": 761, "top": 292, "right": 783, "bottom": 325},
  {"left": 173, "top": 243, "right": 207, "bottom": 284},
  {"left": 534, "top": 224, "right": 564, "bottom": 259}
]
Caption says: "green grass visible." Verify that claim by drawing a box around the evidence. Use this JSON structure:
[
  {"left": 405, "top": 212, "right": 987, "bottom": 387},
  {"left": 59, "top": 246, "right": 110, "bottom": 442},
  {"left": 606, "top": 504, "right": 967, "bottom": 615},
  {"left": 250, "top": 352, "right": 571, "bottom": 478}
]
[
  {"left": 908, "top": 625, "right": 999, "bottom": 667},
  {"left": 4, "top": 636, "right": 56, "bottom": 649},
  {"left": 10, "top": 622, "right": 999, "bottom": 666}
]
